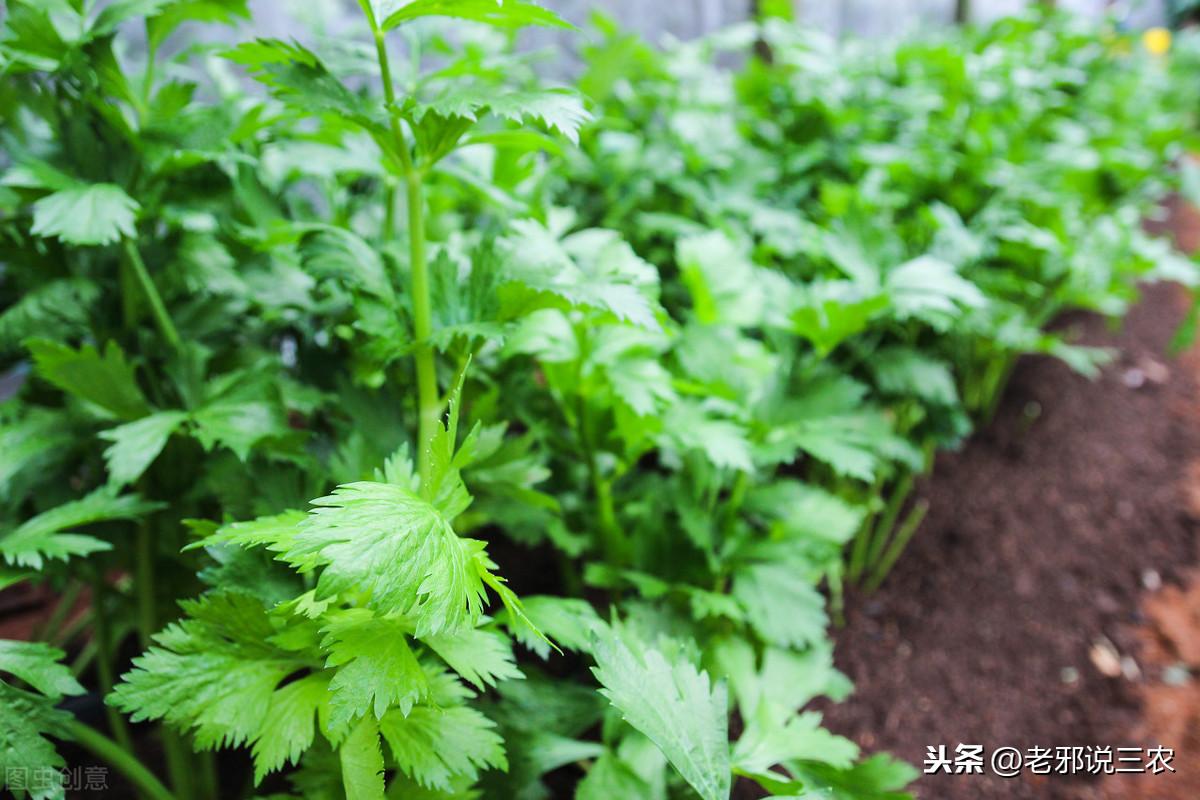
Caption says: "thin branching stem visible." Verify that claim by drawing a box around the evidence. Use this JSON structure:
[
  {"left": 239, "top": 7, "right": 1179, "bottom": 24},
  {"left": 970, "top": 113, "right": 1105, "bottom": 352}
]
[
  {"left": 65, "top": 719, "right": 175, "bottom": 800},
  {"left": 122, "top": 239, "right": 182, "bottom": 352},
  {"left": 89, "top": 575, "right": 137, "bottom": 757},
  {"left": 366, "top": 7, "right": 440, "bottom": 485}
]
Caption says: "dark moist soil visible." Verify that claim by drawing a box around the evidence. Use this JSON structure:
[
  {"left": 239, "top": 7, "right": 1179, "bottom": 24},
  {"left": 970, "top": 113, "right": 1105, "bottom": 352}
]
[
  {"left": 1090, "top": 560, "right": 1200, "bottom": 800},
  {"left": 820, "top": 260, "right": 1200, "bottom": 796}
]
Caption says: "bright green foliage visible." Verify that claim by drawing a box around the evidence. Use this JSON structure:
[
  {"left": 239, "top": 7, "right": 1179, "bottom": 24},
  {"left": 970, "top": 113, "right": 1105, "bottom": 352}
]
[
  {"left": 110, "top": 593, "right": 311, "bottom": 752},
  {"left": 284, "top": 481, "right": 491, "bottom": 635},
  {"left": 340, "top": 716, "right": 386, "bottom": 800},
  {"left": 0, "top": 640, "right": 85, "bottom": 700},
  {"left": 0, "top": 642, "right": 84, "bottom": 800},
  {"left": 591, "top": 624, "right": 731, "bottom": 800},
  {"left": 251, "top": 673, "right": 332, "bottom": 782},
  {"left": 1, "top": 1, "right": 1197, "bottom": 798},
  {"left": 378, "top": 705, "right": 507, "bottom": 789},
  {"left": 380, "top": 0, "right": 572, "bottom": 31},
  {"left": 321, "top": 610, "right": 428, "bottom": 726},
  {"left": 424, "top": 624, "right": 523, "bottom": 690},
  {"left": 734, "top": 564, "right": 828, "bottom": 649},
  {"left": 100, "top": 411, "right": 189, "bottom": 486},
  {"left": 30, "top": 184, "right": 140, "bottom": 246},
  {"left": 26, "top": 340, "right": 150, "bottom": 420},
  {"left": 412, "top": 89, "right": 591, "bottom": 145},
  {"left": 1, "top": 489, "right": 158, "bottom": 569}
]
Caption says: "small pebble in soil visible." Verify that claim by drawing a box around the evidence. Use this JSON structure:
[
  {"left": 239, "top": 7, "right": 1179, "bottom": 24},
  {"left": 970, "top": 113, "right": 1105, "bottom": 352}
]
[
  {"left": 1163, "top": 663, "right": 1192, "bottom": 687},
  {"left": 1140, "top": 358, "right": 1169, "bottom": 384},
  {"left": 1120, "top": 656, "right": 1141, "bottom": 681},
  {"left": 1091, "top": 637, "right": 1124, "bottom": 678},
  {"left": 1123, "top": 368, "right": 1147, "bottom": 389},
  {"left": 1061, "top": 666, "right": 1080, "bottom": 684},
  {"left": 1143, "top": 568, "right": 1163, "bottom": 591}
]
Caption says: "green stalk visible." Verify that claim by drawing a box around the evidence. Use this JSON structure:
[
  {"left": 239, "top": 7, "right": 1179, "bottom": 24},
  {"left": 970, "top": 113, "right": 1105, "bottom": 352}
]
[
  {"left": 118, "top": 40, "right": 191, "bottom": 791},
  {"left": 53, "top": 606, "right": 92, "bottom": 648},
  {"left": 119, "top": 257, "right": 140, "bottom": 329},
  {"left": 35, "top": 581, "right": 83, "bottom": 641},
  {"left": 865, "top": 499, "right": 930, "bottom": 593},
  {"left": 828, "top": 561, "right": 846, "bottom": 628},
  {"left": 122, "top": 239, "right": 182, "bottom": 352},
  {"left": 863, "top": 471, "right": 915, "bottom": 580},
  {"left": 556, "top": 551, "right": 584, "bottom": 597},
  {"left": 579, "top": 398, "right": 626, "bottom": 563},
  {"left": 64, "top": 719, "right": 175, "bottom": 800},
  {"left": 383, "top": 179, "right": 397, "bottom": 239},
  {"left": 980, "top": 354, "right": 1017, "bottom": 424},
  {"left": 712, "top": 470, "right": 751, "bottom": 578},
  {"left": 134, "top": 525, "right": 156, "bottom": 650},
  {"left": 69, "top": 638, "right": 99, "bottom": 676},
  {"left": 847, "top": 512, "right": 874, "bottom": 584},
  {"left": 368, "top": 10, "right": 441, "bottom": 486},
  {"left": 195, "top": 751, "right": 219, "bottom": 800},
  {"left": 89, "top": 575, "right": 136, "bottom": 757},
  {"left": 161, "top": 733, "right": 194, "bottom": 800},
  {"left": 719, "top": 471, "right": 751, "bottom": 536},
  {"left": 593, "top": 471, "right": 625, "bottom": 563},
  {"left": 407, "top": 172, "right": 441, "bottom": 485},
  {"left": 141, "top": 20, "right": 159, "bottom": 111},
  {"left": 847, "top": 477, "right": 882, "bottom": 583},
  {"left": 374, "top": 24, "right": 403, "bottom": 241},
  {"left": 135, "top": 523, "right": 193, "bottom": 800}
]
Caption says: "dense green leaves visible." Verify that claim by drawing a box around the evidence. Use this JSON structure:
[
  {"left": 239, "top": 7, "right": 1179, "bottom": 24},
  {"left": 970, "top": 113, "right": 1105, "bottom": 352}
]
[
  {"left": 282, "top": 481, "right": 489, "bottom": 636},
  {"left": 101, "top": 411, "right": 189, "bottom": 486},
  {"left": 501, "top": 221, "right": 661, "bottom": 328},
  {"left": 413, "top": 88, "right": 591, "bottom": 146},
  {"left": 591, "top": 624, "right": 731, "bottom": 800},
  {"left": 110, "top": 593, "right": 308, "bottom": 752},
  {"left": 0, "top": 643, "right": 85, "bottom": 800},
  {"left": 320, "top": 611, "right": 428, "bottom": 726},
  {"left": 381, "top": 0, "right": 571, "bottom": 31},
  {"left": 251, "top": 673, "right": 330, "bottom": 782},
  {"left": 340, "top": 716, "right": 386, "bottom": 800},
  {"left": 0, "top": 641, "right": 86, "bottom": 699},
  {"left": 734, "top": 564, "right": 828, "bottom": 649},
  {"left": 424, "top": 623, "right": 522, "bottom": 690},
  {"left": 27, "top": 340, "right": 150, "bottom": 421},
  {"left": 3, "top": 2, "right": 1197, "bottom": 799},
  {"left": 30, "top": 184, "right": 140, "bottom": 247},
  {"left": 378, "top": 705, "right": 507, "bottom": 790},
  {"left": 224, "top": 38, "right": 387, "bottom": 139},
  {"left": 1, "top": 490, "right": 158, "bottom": 569}
]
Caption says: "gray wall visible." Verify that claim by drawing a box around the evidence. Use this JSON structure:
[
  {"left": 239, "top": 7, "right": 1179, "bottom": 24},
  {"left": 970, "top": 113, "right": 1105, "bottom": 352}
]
[
  {"left": 247, "top": 0, "right": 1169, "bottom": 43},
  {"left": 534, "top": 0, "right": 1166, "bottom": 39}
]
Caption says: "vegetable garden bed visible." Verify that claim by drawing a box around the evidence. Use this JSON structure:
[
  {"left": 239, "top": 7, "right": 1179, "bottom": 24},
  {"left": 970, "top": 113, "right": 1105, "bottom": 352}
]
[
  {"left": 822, "top": 200, "right": 1200, "bottom": 800},
  {"left": 2, "top": 3, "right": 1200, "bottom": 800},
  {"left": 823, "top": 278, "right": 1200, "bottom": 800}
]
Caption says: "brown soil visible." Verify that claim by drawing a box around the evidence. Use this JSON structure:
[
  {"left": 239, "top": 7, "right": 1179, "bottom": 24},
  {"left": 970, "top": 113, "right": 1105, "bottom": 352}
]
[
  {"left": 821, "top": 201, "right": 1200, "bottom": 799},
  {"left": 1086, "top": 567, "right": 1200, "bottom": 800}
]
